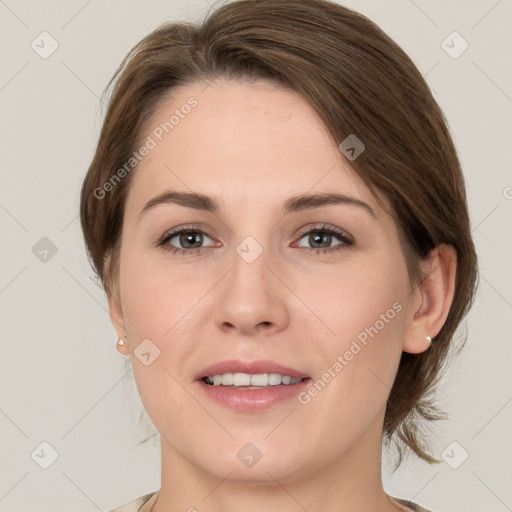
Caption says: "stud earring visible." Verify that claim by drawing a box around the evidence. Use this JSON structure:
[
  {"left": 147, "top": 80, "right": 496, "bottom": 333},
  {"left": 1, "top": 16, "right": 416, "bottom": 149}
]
[
  {"left": 426, "top": 335, "right": 432, "bottom": 344},
  {"left": 117, "top": 338, "right": 126, "bottom": 346}
]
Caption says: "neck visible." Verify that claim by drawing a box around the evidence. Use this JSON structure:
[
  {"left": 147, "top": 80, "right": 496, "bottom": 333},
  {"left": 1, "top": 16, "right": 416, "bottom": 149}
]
[{"left": 149, "top": 416, "right": 403, "bottom": 512}]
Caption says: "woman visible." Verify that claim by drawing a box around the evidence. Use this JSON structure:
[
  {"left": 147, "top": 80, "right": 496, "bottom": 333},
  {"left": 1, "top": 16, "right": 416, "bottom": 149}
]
[{"left": 80, "top": 0, "right": 478, "bottom": 510}]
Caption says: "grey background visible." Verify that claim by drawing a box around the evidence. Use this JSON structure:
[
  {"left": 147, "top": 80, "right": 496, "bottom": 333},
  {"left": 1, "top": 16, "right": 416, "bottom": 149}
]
[{"left": 1, "top": 0, "right": 511, "bottom": 510}]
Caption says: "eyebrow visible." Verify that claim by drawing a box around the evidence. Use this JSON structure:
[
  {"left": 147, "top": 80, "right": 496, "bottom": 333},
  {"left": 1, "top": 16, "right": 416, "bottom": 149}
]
[{"left": 139, "top": 190, "right": 376, "bottom": 219}]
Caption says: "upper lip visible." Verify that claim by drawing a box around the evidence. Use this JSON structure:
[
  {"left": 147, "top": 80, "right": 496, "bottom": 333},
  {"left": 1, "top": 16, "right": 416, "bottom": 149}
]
[{"left": 195, "top": 359, "right": 310, "bottom": 380}]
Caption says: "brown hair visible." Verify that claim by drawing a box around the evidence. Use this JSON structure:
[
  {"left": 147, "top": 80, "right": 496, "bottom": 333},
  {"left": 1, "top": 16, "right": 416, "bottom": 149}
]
[{"left": 80, "top": 0, "right": 478, "bottom": 465}]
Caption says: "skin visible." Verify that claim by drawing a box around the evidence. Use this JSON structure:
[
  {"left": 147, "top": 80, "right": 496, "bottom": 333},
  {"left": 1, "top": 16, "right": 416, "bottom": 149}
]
[{"left": 109, "top": 79, "right": 456, "bottom": 512}]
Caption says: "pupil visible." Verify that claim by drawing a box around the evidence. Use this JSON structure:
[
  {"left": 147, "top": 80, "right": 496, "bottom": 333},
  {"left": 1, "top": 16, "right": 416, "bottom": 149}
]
[
  {"left": 311, "top": 232, "right": 331, "bottom": 248},
  {"left": 181, "top": 232, "right": 202, "bottom": 248}
]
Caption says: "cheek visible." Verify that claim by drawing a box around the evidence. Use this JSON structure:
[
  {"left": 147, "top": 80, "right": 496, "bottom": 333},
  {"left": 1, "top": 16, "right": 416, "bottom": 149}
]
[
  {"left": 120, "top": 250, "right": 209, "bottom": 339},
  {"left": 122, "top": 262, "right": 205, "bottom": 439},
  {"left": 295, "top": 254, "right": 409, "bottom": 415},
  {"left": 300, "top": 251, "right": 410, "bottom": 344}
]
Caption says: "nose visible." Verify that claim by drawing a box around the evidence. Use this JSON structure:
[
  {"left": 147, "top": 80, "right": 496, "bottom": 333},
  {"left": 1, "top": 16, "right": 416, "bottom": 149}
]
[{"left": 213, "top": 246, "right": 290, "bottom": 337}]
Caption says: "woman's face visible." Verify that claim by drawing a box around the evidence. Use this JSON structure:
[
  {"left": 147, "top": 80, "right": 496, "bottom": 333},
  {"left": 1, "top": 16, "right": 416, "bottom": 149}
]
[{"left": 111, "top": 79, "right": 423, "bottom": 483}]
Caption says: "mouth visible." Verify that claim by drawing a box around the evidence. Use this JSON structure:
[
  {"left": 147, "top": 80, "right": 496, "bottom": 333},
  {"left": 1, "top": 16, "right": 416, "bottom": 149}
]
[
  {"left": 195, "top": 359, "right": 311, "bottom": 411},
  {"left": 195, "top": 359, "right": 310, "bottom": 385},
  {"left": 202, "top": 372, "right": 307, "bottom": 389}
]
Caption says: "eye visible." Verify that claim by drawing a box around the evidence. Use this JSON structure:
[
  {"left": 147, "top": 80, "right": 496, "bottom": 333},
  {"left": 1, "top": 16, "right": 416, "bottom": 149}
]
[
  {"left": 295, "top": 224, "right": 354, "bottom": 253},
  {"left": 155, "top": 223, "right": 354, "bottom": 256},
  {"left": 156, "top": 226, "right": 215, "bottom": 255}
]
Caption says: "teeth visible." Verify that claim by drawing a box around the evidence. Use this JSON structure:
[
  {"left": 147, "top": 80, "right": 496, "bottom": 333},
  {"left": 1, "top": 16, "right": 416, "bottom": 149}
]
[
  {"left": 233, "top": 373, "right": 251, "bottom": 386},
  {"left": 250, "top": 373, "right": 268, "bottom": 386},
  {"left": 221, "top": 374, "right": 234, "bottom": 386},
  {"left": 268, "top": 373, "right": 282, "bottom": 385},
  {"left": 204, "top": 372, "right": 304, "bottom": 387}
]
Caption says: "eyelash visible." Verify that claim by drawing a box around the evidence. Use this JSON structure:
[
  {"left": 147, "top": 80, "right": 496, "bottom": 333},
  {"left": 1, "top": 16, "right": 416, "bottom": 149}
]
[{"left": 155, "top": 223, "right": 354, "bottom": 256}]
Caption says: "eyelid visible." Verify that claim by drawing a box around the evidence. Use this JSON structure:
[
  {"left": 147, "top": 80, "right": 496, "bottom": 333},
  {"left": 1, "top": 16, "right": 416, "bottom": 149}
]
[
  {"left": 159, "top": 223, "right": 213, "bottom": 239},
  {"left": 294, "top": 223, "right": 354, "bottom": 243}
]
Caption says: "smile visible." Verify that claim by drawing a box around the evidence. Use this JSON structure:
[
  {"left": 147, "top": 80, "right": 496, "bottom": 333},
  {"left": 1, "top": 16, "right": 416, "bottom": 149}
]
[{"left": 204, "top": 372, "right": 305, "bottom": 387}]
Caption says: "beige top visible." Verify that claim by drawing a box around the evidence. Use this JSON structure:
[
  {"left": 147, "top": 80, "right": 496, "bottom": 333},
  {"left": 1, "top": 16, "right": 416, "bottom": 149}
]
[{"left": 109, "top": 491, "right": 434, "bottom": 511}]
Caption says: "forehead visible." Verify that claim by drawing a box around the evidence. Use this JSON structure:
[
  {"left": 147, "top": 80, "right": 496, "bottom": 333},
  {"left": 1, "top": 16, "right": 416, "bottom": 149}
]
[{"left": 125, "top": 79, "right": 386, "bottom": 218}]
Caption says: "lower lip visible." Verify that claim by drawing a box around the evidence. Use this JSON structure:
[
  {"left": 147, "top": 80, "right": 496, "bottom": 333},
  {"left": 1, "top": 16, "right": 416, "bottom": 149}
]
[{"left": 196, "top": 378, "right": 311, "bottom": 411}]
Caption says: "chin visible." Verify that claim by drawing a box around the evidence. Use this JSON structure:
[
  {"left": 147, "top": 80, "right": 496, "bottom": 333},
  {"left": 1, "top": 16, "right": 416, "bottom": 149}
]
[{"left": 183, "top": 434, "right": 317, "bottom": 485}]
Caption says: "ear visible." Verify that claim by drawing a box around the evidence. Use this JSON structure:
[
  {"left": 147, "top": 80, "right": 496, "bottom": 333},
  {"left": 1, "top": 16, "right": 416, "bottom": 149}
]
[
  {"left": 402, "top": 244, "right": 457, "bottom": 354},
  {"left": 105, "top": 252, "right": 130, "bottom": 356}
]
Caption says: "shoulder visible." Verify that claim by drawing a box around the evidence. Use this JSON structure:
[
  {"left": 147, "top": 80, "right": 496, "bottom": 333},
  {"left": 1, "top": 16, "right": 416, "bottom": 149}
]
[
  {"left": 394, "top": 497, "right": 434, "bottom": 512},
  {"left": 108, "top": 492, "right": 157, "bottom": 512}
]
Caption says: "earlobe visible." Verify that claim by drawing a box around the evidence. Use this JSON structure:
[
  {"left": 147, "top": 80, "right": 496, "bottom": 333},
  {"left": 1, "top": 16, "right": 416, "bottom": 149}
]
[
  {"left": 111, "top": 296, "right": 131, "bottom": 356},
  {"left": 104, "top": 250, "right": 130, "bottom": 355},
  {"left": 116, "top": 336, "right": 130, "bottom": 355},
  {"left": 109, "top": 286, "right": 130, "bottom": 354},
  {"left": 402, "top": 244, "right": 457, "bottom": 354}
]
